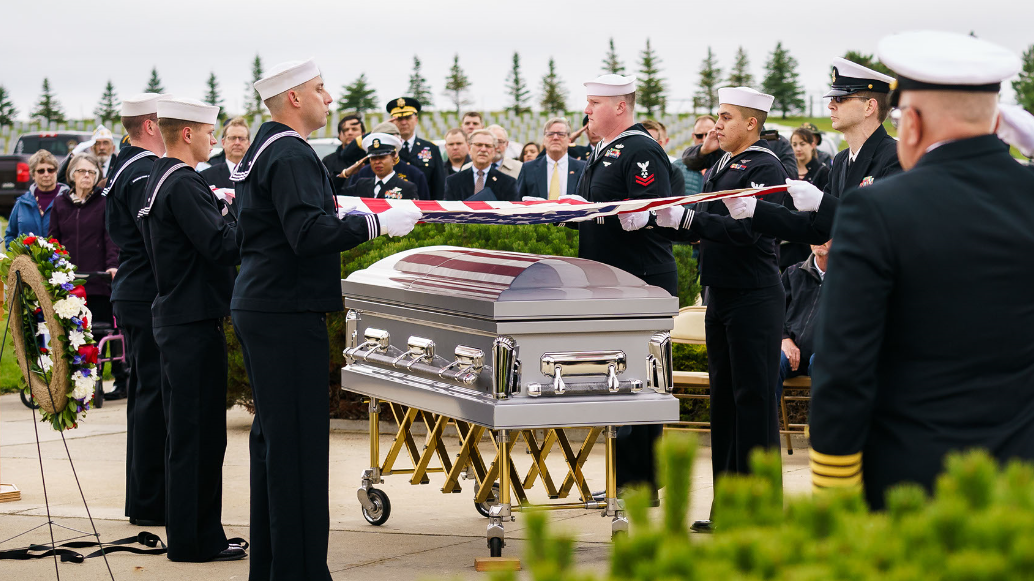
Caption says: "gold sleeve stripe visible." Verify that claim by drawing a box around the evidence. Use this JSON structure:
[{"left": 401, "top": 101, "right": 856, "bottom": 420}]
[
  {"left": 813, "top": 483, "right": 861, "bottom": 495},
  {"left": 809, "top": 449, "right": 862, "bottom": 466},
  {"left": 812, "top": 472, "right": 862, "bottom": 488},
  {"left": 810, "top": 462, "right": 862, "bottom": 478}
]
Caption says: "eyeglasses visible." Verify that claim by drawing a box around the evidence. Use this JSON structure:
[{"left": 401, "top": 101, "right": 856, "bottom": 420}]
[
  {"left": 693, "top": 133, "right": 706, "bottom": 139},
  {"left": 35, "top": 167, "right": 56, "bottom": 175},
  {"left": 224, "top": 136, "right": 249, "bottom": 143},
  {"left": 889, "top": 106, "right": 920, "bottom": 130},
  {"left": 829, "top": 96, "right": 871, "bottom": 104},
  {"left": 73, "top": 168, "right": 98, "bottom": 176},
  {"left": 470, "top": 143, "right": 495, "bottom": 150},
  {"left": 545, "top": 131, "right": 569, "bottom": 138}
]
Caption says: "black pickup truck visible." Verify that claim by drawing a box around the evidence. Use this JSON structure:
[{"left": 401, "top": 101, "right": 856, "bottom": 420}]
[{"left": 0, "top": 131, "right": 93, "bottom": 216}]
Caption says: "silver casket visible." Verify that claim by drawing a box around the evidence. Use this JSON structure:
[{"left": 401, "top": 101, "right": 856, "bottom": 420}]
[{"left": 340, "top": 246, "right": 680, "bottom": 430}]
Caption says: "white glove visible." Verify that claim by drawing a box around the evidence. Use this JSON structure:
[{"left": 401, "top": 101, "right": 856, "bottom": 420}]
[
  {"left": 558, "top": 194, "right": 588, "bottom": 203},
  {"left": 336, "top": 196, "right": 359, "bottom": 219},
  {"left": 656, "top": 205, "right": 687, "bottom": 229},
  {"left": 618, "top": 211, "right": 649, "bottom": 231},
  {"left": 997, "top": 103, "right": 1034, "bottom": 158},
  {"left": 723, "top": 196, "right": 756, "bottom": 219},
  {"left": 785, "top": 178, "right": 823, "bottom": 212},
  {"left": 522, "top": 196, "right": 546, "bottom": 201},
  {"left": 377, "top": 206, "right": 422, "bottom": 237}
]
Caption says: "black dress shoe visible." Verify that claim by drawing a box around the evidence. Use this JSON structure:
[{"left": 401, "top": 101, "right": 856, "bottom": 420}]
[
  {"left": 691, "top": 519, "right": 714, "bottom": 533},
  {"left": 104, "top": 389, "right": 127, "bottom": 401},
  {"left": 205, "top": 543, "right": 247, "bottom": 562},
  {"left": 129, "top": 517, "right": 165, "bottom": 526}
]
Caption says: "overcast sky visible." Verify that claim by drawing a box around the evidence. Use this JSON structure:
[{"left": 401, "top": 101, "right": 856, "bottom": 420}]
[{"left": 1, "top": 0, "right": 1031, "bottom": 121}]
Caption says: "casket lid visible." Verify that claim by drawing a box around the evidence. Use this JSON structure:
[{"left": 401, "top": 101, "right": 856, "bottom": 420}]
[{"left": 342, "top": 246, "right": 677, "bottom": 320}]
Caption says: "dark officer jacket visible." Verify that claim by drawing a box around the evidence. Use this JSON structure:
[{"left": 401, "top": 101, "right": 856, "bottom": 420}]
[
  {"left": 343, "top": 172, "right": 418, "bottom": 199},
  {"left": 444, "top": 166, "right": 519, "bottom": 201},
  {"left": 809, "top": 135, "right": 1034, "bottom": 509},
  {"left": 351, "top": 160, "right": 430, "bottom": 200},
  {"left": 575, "top": 124, "right": 676, "bottom": 280},
  {"left": 668, "top": 140, "right": 792, "bottom": 288},
  {"left": 751, "top": 125, "right": 900, "bottom": 244},
  {"left": 104, "top": 146, "right": 158, "bottom": 303},
  {"left": 199, "top": 160, "right": 233, "bottom": 189},
  {"left": 399, "top": 136, "right": 445, "bottom": 200},
  {"left": 231, "top": 121, "right": 378, "bottom": 314},
  {"left": 139, "top": 157, "right": 239, "bottom": 327}
]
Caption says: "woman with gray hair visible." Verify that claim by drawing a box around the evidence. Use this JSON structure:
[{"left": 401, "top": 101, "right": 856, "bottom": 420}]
[
  {"left": 49, "top": 153, "right": 127, "bottom": 399},
  {"left": 4, "top": 149, "right": 69, "bottom": 248}
]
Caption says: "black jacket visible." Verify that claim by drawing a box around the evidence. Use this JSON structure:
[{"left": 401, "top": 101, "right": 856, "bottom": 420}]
[
  {"left": 343, "top": 173, "right": 418, "bottom": 199},
  {"left": 781, "top": 254, "right": 823, "bottom": 358},
  {"left": 444, "top": 166, "right": 519, "bottom": 201},
  {"left": 322, "top": 140, "right": 366, "bottom": 193},
  {"left": 231, "top": 121, "right": 378, "bottom": 314},
  {"left": 104, "top": 146, "right": 159, "bottom": 303},
  {"left": 668, "top": 140, "right": 792, "bottom": 288},
  {"left": 575, "top": 124, "right": 676, "bottom": 279},
  {"left": 199, "top": 160, "right": 233, "bottom": 189},
  {"left": 809, "top": 135, "right": 1034, "bottom": 509},
  {"left": 139, "top": 157, "right": 239, "bottom": 327},
  {"left": 351, "top": 160, "right": 430, "bottom": 200},
  {"left": 800, "top": 156, "right": 830, "bottom": 190},
  {"left": 399, "top": 136, "right": 445, "bottom": 200},
  {"left": 751, "top": 125, "right": 900, "bottom": 244}
]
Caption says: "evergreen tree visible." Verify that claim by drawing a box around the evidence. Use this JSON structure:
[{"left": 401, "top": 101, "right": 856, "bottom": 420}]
[
  {"left": 407, "top": 56, "right": 433, "bottom": 109},
  {"left": 637, "top": 38, "right": 666, "bottom": 115},
  {"left": 841, "top": 51, "right": 894, "bottom": 76},
  {"left": 94, "top": 80, "right": 120, "bottom": 124},
  {"left": 505, "top": 52, "right": 531, "bottom": 115},
  {"left": 727, "top": 46, "right": 754, "bottom": 88},
  {"left": 762, "top": 42, "right": 805, "bottom": 118},
  {"left": 442, "top": 54, "right": 472, "bottom": 114},
  {"left": 338, "top": 73, "right": 378, "bottom": 113},
  {"left": 693, "top": 46, "right": 722, "bottom": 114},
  {"left": 31, "top": 78, "right": 65, "bottom": 124},
  {"left": 539, "top": 57, "right": 568, "bottom": 114},
  {"left": 145, "top": 67, "right": 164, "bottom": 93},
  {"left": 1012, "top": 44, "right": 1034, "bottom": 114},
  {"left": 602, "top": 37, "right": 625, "bottom": 75},
  {"left": 0, "top": 85, "right": 19, "bottom": 126},
  {"left": 203, "top": 72, "right": 227, "bottom": 122},
  {"left": 245, "top": 54, "right": 264, "bottom": 120}
]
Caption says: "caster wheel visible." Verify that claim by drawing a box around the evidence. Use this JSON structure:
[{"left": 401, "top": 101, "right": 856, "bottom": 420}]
[
  {"left": 20, "top": 390, "right": 39, "bottom": 410},
  {"left": 362, "top": 487, "right": 391, "bottom": 526},
  {"left": 488, "top": 537, "right": 503, "bottom": 558},
  {"left": 612, "top": 529, "right": 627, "bottom": 541},
  {"left": 475, "top": 483, "right": 500, "bottom": 518}
]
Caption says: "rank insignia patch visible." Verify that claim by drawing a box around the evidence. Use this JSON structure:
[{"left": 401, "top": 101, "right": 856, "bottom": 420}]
[
  {"left": 604, "top": 148, "right": 621, "bottom": 158},
  {"left": 860, "top": 176, "right": 875, "bottom": 187},
  {"left": 635, "top": 174, "right": 655, "bottom": 186},
  {"left": 417, "top": 148, "right": 432, "bottom": 162}
]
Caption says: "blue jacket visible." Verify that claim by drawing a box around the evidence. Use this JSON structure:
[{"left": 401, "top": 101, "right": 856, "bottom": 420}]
[{"left": 5, "top": 184, "right": 68, "bottom": 248}]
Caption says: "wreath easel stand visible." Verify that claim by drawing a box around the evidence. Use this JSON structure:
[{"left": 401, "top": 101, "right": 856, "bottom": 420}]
[{"left": 0, "top": 277, "right": 19, "bottom": 503}]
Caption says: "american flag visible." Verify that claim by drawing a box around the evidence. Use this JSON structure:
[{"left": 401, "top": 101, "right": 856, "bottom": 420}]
[{"left": 335, "top": 185, "right": 787, "bottom": 224}]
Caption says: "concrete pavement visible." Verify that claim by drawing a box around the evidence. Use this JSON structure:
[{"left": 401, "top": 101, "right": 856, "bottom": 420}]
[{"left": 0, "top": 389, "right": 811, "bottom": 580}]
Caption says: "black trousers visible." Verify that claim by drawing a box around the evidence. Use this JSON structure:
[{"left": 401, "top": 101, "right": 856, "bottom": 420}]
[
  {"left": 705, "top": 285, "right": 784, "bottom": 485},
  {"left": 90, "top": 295, "right": 129, "bottom": 384},
  {"left": 232, "top": 310, "right": 332, "bottom": 581},
  {"left": 615, "top": 269, "right": 677, "bottom": 491},
  {"left": 152, "top": 319, "right": 229, "bottom": 562},
  {"left": 112, "top": 300, "right": 166, "bottom": 521}
]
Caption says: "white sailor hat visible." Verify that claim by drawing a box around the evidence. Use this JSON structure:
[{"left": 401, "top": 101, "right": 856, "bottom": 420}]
[
  {"left": 254, "top": 58, "right": 321, "bottom": 101},
  {"left": 92, "top": 125, "right": 114, "bottom": 142},
  {"left": 878, "top": 30, "right": 1021, "bottom": 105},
  {"left": 584, "top": 74, "right": 637, "bottom": 97},
  {"left": 361, "top": 132, "right": 403, "bottom": 157},
  {"left": 120, "top": 93, "right": 162, "bottom": 117},
  {"left": 156, "top": 97, "right": 219, "bottom": 125},
  {"left": 825, "top": 58, "right": 895, "bottom": 98},
  {"left": 718, "top": 86, "right": 775, "bottom": 113}
]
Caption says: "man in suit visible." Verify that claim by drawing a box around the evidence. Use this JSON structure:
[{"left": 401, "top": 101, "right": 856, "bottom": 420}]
[
  {"left": 462, "top": 125, "right": 522, "bottom": 179},
  {"left": 444, "top": 129, "right": 518, "bottom": 201},
  {"left": 516, "top": 117, "right": 585, "bottom": 199},
  {"left": 808, "top": 31, "right": 1034, "bottom": 510},
  {"left": 341, "top": 133, "right": 418, "bottom": 199},
  {"left": 724, "top": 58, "right": 900, "bottom": 243},
  {"left": 444, "top": 128, "right": 470, "bottom": 175},
  {"left": 388, "top": 97, "right": 446, "bottom": 200},
  {"left": 200, "top": 117, "right": 250, "bottom": 189}
]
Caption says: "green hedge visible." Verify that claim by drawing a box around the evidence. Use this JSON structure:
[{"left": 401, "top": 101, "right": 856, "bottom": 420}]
[
  {"left": 496, "top": 435, "right": 1034, "bottom": 581},
  {"left": 225, "top": 225, "right": 701, "bottom": 417}
]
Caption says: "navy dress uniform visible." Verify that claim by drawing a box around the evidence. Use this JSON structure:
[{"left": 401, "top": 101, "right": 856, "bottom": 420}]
[
  {"left": 231, "top": 60, "right": 421, "bottom": 580},
  {"left": 576, "top": 75, "right": 677, "bottom": 495},
  {"left": 138, "top": 98, "right": 242, "bottom": 562},
  {"left": 103, "top": 93, "right": 166, "bottom": 525},
  {"left": 809, "top": 31, "right": 1034, "bottom": 509},
  {"left": 351, "top": 158, "right": 430, "bottom": 199},
  {"left": 388, "top": 97, "right": 446, "bottom": 200},
  {"left": 342, "top": 133, "right": 419, "bottom": 199},
  {"left": 750, "top": 59, "right": 900, "bottom": 244},
  {"left": 659, "top": 88, "right": 792, "bottom": 520}
]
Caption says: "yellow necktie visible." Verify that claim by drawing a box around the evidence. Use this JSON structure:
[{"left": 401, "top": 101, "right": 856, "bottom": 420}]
[{"left": 548, "top": 162, "right": 561, "bottom": 200}]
